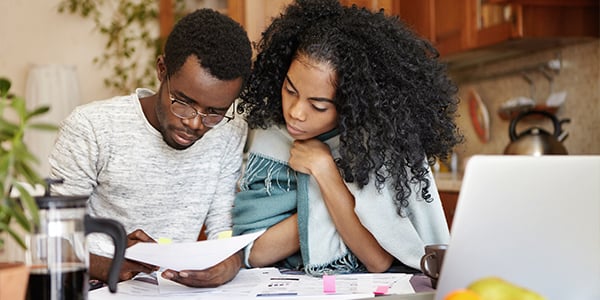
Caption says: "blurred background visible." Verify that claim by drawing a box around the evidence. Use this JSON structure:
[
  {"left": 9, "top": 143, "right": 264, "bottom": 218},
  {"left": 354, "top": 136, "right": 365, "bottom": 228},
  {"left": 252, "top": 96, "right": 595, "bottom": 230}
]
[{"left": 0, "top": 0, "right": 598, "bottom": 256}]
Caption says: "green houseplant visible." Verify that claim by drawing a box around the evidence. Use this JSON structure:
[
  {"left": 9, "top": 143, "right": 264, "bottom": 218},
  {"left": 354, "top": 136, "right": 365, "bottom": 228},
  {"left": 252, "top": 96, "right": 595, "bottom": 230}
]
[
  {"left": 57, "top": 0, "right": 164, "bottom": 94},
  {"left": 56, "top": 0, "right": 186, "bottom": 94},
  {"left": 0, "top": 77, "right": 57, "bottom": 251}
]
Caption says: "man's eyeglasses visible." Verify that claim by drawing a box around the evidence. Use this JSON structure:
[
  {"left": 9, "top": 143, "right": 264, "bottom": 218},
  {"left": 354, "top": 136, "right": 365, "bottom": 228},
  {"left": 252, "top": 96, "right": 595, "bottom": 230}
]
[{"left": 167, "top": 78, "right": 234, "bottom": 128}]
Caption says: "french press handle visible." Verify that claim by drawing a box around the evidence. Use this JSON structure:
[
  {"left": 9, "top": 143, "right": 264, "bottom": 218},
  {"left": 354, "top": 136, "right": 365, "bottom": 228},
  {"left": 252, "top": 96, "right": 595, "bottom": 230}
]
[{"left": 84, "top": 214, "right": 127, "bottom": 293}]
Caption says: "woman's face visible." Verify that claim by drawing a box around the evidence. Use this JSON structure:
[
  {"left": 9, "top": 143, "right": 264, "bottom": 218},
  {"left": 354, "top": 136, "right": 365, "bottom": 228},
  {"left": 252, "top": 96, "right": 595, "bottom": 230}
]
[{"left": 281, "top": 56, "right": 338, "bottom": 140}]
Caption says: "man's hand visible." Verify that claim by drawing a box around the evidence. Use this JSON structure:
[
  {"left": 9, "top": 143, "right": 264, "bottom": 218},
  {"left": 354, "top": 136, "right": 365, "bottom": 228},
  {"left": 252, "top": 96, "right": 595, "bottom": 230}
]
[
  {"left": 90, "top": 229, "right": 159, "bottom": 282},
  {"left": 126, "top": 229, "right": 156, "bottom": 247},
  {"left": 161, "top": 251, "right": 242, "bottom": 288}
]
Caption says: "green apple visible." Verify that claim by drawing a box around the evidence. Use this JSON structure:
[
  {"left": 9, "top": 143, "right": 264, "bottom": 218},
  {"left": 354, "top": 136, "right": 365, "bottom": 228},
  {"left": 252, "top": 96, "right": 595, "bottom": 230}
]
[{"left": 467, "top": 277, "right": 546, "bottom": 300}]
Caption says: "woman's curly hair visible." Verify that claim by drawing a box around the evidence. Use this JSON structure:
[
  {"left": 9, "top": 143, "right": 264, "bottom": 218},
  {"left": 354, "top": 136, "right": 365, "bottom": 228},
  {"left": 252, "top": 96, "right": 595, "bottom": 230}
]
[{"left": 238, "top": 0, "right": 463, "bottom": 216}]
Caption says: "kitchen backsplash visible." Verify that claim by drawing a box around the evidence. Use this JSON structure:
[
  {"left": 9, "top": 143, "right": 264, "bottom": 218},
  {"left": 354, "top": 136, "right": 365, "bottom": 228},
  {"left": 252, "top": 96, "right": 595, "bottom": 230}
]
[{"left": 450, "top": 39, "right": 599, "bottom": 171}]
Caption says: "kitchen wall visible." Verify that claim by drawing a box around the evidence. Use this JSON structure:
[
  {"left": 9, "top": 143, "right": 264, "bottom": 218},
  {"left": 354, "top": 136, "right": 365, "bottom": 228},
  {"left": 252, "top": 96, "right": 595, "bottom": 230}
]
[
  {"left": 0, "top": 0, "right": 293, "bottom": 102},
  {"left": 0, "top": 0, "right": 114, "bottom": 104},
  {"left": 1, "top": 0, "right": 123, "bottom": 178},
  {"left": 452, "top": 39, "right": 599, "bottom": 171},
  {"left": 243, "top": 0, "right": 293, "bottom": 44}
]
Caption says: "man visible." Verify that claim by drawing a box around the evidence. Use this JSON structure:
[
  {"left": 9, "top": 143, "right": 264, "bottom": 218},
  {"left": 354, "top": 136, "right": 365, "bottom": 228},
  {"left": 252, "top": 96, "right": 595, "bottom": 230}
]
[{"left": 48, "top": 9, "right": 252, "bottom": 287}]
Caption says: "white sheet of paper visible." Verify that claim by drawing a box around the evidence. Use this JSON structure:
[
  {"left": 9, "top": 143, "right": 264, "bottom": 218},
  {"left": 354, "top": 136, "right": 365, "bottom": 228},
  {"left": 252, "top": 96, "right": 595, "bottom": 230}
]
[
  {"left": 125, "top": 230, "right": 265, "bottom": 271},
  {"left": 157, "top": 267, "right": 280, "bottom": 295},
  {"left": 90, "top": 268, "right": 416, "bottom": 300},
  {"left": 250, "top": 272, "right": 413, "bottom": 297}
]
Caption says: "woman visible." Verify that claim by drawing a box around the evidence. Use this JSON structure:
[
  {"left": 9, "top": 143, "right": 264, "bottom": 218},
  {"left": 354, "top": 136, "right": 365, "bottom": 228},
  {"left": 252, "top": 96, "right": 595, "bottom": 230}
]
[{"left": 233, "top": 0, "right": 462, "bottom": 276}]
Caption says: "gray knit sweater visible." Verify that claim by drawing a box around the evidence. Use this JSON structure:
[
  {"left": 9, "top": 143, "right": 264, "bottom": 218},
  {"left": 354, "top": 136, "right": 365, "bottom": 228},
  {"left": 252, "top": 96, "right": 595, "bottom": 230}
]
[{"left": 48, "top": 88, "right": 247, "bottom": 257}]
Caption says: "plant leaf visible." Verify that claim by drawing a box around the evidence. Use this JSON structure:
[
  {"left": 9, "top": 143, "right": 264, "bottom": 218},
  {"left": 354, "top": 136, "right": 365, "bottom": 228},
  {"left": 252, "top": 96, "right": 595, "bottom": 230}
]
[
  {"left": 27, "top": 123, "right": 59, "bottom": 131},
  {"left": 25, "top": 106, "right": 51, "bottom": 120},
  {"left": 9, "top": 97, "right": 27, "bottom": 119},
  {"left": 0, "top": 77, "right": 11, "bottom": 97},
  {"left": 0, "top": 119, "right": 20, "bottom": 135},
  {"left": 0, "top": 221, "right": 27, "bottom": 249},
  {"left": 13, "top": 183, "right": 39, "bottom": 226},
  {"left": 14, "top": 159, "right": 42, "bottom": 185},
  {"left": 2, "top": 201, "right": 30, "bottom": 234}
]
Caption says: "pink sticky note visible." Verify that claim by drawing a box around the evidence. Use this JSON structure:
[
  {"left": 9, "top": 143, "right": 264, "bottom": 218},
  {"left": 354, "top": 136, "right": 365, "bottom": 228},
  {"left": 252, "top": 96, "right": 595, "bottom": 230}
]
[
  {"left": 374, "top": 285, "right": 389, "bottom": 295},
  {"left": 323, "top": 275, "right": 336, "bottom": 293}
]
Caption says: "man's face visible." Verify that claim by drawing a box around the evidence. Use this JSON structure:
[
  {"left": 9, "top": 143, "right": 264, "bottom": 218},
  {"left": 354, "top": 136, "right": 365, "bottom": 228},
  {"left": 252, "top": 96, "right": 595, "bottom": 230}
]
[{"left": 156, "top": 56, "right": 242, "bottom": 150}]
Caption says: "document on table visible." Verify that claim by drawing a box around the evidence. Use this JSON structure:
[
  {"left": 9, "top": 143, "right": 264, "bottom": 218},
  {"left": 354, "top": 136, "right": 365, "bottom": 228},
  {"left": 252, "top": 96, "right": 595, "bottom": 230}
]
[
  {"left": 249, "top": 272, "right": 414, "bottom": 298},
  {"left": 90, "top": 268, "right": 416, "bottom": 299},
  {"left": 156, "top": 267, "right": 281, "bottom": 295},
  {"left": 125, "top": 230, "right": 265, "bottom": 271},
  {"left": 156, "top": 268, "right": 414, "bottom": 297}
]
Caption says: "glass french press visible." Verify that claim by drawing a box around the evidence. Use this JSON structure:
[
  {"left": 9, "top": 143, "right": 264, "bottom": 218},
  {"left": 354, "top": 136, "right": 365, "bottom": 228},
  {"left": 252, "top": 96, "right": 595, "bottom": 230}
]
[{"left": 25, "top": 179, "right": 126, "bottom": 300}]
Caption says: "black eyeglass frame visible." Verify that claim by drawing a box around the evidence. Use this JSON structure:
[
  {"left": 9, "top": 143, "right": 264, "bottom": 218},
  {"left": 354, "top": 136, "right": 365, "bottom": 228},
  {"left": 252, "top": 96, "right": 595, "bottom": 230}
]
[{"left": 166, "top": 77, "right": 235, "bottom": 127}]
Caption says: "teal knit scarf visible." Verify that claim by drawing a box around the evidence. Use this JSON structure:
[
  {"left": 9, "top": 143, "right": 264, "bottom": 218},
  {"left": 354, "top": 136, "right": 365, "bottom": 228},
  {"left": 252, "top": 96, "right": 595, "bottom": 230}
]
[{"left": 233, "top": 126, "right": 365, "bottom": 275}]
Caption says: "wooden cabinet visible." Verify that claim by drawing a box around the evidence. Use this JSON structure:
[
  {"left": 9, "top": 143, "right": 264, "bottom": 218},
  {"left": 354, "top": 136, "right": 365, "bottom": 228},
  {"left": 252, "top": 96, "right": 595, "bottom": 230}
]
[
  {"left": 159, "top": 0, "right": 296, "bottom": 46},
  {"left": 439, "top": 191, "right": 460, "bottom": 230},
  {"left": 159, "top": 0, "right": 245, "bottom": 40},
  {"left": 341, "top": 0, "right": 599, "bottom": 59},
  {"left": 340, "top": 0, "right": 472, "bottom": 55},
  {"left": 339, "top": 0, "right": 398, "bottom": 13},
  {"left": 396, "top": 0, "right": 599, "bottom": 57},
  {"left": 161, "top": 0, "right": 598, "bottom": 58}
]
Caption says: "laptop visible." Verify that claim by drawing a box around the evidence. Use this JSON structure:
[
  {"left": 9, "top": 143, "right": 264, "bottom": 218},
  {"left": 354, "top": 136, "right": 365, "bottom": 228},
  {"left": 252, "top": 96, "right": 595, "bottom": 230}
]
[{"left": 434, "top": 155, "right": 600, "bottom": 300}]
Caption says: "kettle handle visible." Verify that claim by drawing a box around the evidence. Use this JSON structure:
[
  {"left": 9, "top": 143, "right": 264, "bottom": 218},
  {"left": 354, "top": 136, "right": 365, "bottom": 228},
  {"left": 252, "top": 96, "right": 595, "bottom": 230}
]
[
  {"left": 85, "top": 214, "right": 127, "bottom": 293},
  {"left": 508, "top": 110, "right": 563, "bottom": 141}
]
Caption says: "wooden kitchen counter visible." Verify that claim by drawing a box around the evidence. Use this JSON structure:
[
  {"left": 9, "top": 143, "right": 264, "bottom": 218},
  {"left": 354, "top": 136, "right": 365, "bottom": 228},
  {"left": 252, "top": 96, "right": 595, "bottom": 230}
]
[
  {"left": 433, "top": 172, "right": 462, "bottom": 192},
  {"left": 434, "top": 172, "right": 463, "bottom": 229}
]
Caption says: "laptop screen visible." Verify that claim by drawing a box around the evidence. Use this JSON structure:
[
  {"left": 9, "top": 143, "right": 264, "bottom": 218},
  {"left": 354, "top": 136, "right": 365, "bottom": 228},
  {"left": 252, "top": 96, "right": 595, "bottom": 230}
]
[{"left": 435, "top": 155, "right": 600, "bottom": 300}]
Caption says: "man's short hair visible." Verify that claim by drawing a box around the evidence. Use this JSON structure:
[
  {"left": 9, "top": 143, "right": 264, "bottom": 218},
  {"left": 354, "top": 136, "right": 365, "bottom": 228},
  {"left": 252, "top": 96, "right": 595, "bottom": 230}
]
[{"left": 164, "top": 9, "right": 252, "bottom": 83}]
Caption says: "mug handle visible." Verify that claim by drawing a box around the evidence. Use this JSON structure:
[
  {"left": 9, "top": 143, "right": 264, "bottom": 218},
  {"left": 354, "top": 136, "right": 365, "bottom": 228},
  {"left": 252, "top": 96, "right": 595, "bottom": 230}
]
[
  {"left": 420, "top": 252, "right": 440, "bottom": 279},
  {"left": 85, "top": 214, "right": 127, "bottom": 293}
]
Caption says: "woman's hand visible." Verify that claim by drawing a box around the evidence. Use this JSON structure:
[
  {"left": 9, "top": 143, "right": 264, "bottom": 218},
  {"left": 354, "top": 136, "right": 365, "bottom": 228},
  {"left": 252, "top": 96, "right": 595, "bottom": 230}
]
[{"left": 288, "top": 139, "right": 334, "bottom": 175}]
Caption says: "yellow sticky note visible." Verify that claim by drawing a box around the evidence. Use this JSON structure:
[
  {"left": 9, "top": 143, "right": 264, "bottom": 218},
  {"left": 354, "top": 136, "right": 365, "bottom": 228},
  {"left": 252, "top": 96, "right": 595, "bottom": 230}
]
[
  {"left": 157, "top": 237, "right": 172, "bottom": 244},
  {"left": 217, "top": 231, "right": 232, "bottom": 239}
]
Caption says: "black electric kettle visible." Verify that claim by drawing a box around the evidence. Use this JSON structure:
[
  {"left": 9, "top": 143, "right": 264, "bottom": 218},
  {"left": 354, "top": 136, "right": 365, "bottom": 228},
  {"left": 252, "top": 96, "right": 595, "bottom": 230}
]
[{"left": 504, "top": 110, "right": 570, "bottom": 155}]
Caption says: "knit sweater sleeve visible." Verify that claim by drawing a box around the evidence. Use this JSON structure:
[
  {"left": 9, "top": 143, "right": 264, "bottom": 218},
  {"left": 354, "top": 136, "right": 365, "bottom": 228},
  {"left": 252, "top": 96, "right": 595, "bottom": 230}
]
[
  {"left": 49, "top": 105, "right": 104, "bottom": 196},
  {"left": 202, "top": 117, "right": 248, "bottom": 240}
]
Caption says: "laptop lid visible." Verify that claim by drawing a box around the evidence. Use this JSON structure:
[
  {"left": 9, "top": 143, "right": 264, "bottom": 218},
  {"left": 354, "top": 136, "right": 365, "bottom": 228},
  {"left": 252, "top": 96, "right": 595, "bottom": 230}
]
[{"left": 435, "top": 155, "right": 600, "bottom": 300}]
